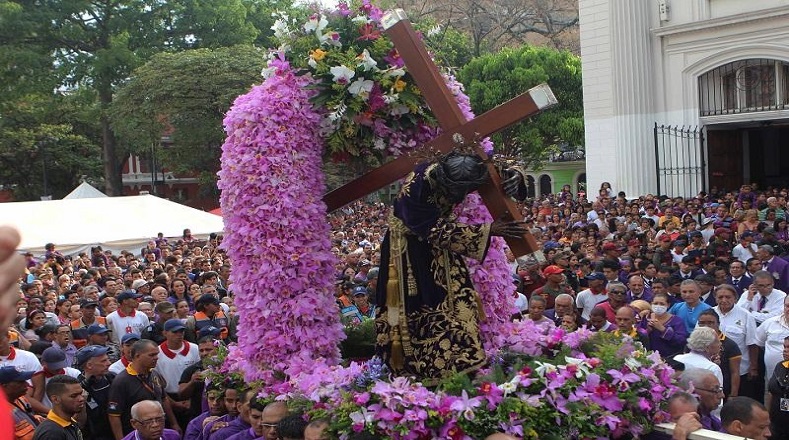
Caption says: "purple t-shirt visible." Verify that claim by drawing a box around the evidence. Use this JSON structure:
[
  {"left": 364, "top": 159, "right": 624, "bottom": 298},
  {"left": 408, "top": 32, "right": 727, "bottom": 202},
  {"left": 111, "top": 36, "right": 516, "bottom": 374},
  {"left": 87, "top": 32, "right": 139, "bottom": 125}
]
[{"left": 121, "top": 428, "right": 181, "bottom": 440}]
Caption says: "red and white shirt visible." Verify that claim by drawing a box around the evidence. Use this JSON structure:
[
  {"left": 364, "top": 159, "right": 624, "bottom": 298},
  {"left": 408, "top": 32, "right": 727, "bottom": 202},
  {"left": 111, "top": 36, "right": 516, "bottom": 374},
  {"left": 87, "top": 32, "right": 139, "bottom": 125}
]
[
  {"left": 105, "top": 309, "right": 150, "bottom": 345},
  {"left": 154, "top": 342, "right": 199, "bottom": 394}
]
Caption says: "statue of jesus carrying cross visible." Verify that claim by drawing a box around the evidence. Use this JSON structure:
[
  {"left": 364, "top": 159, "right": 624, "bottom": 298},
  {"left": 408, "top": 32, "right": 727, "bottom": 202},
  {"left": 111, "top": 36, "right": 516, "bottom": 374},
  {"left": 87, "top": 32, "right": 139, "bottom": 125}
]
[{"left": 322, "top": 10, "right": 558, "bottom": 383}]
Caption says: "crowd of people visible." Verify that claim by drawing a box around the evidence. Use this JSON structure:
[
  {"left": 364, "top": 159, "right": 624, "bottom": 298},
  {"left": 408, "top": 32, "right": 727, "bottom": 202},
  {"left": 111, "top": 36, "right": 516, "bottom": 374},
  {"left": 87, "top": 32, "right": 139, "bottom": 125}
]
[{"left": 2, "top": 181, "right": 789, "bottom": 439}]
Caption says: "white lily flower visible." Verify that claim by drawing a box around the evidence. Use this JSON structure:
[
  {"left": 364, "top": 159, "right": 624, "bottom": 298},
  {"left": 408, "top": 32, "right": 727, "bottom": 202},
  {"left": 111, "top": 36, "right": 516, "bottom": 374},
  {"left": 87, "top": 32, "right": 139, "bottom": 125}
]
[
  {"left": 351, "top": 15, "right": 370, "bottom": 24},
  {"left": 386, "top": 68, "right": 405, "bottom": 78},
  {"left": 329, "top": 66, "right": 355, "bottom": 84},
  {"left": 534, "top": 361, "right": 557, "bottom": 377},
  {"left": 500, "top": 381, "right": 517, "bottom": 396}
]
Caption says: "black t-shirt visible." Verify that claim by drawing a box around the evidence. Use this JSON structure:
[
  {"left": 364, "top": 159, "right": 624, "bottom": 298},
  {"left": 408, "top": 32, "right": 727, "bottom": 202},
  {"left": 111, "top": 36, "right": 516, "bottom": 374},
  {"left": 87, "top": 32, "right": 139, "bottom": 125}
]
[
  {"left": 32, "top": 418, "right": 83, "bottom": 440},
  {"left": 107, "top": 367, "right": 167, "bottom": 435},
  {"left": 719, "top": 335, "right": 742, "bottom": 397},
  {"left": 179, "top": 360, "right": 204, "bottom": 419},
  {"left": 80, "top": 373, "right": 115, "bottom": 440}
]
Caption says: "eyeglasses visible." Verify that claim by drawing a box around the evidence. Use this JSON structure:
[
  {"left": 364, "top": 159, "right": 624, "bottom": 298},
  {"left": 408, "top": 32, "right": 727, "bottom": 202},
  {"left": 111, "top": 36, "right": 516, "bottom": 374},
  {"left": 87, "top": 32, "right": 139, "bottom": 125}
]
[
  {"left": 260, "top": 423, "right": 278, "bottom": 430},
  {"left": 754, "top": 283, "right": 773, "bottom": 288},
  {"left": 134, "top": 416, "right": 166, "bottom": 427},
  {"left": 695, "top": 386, "right": 724, "bottom": 394},
  {"left": 609, "top": 290, "right": 626, "bottom": 295}
]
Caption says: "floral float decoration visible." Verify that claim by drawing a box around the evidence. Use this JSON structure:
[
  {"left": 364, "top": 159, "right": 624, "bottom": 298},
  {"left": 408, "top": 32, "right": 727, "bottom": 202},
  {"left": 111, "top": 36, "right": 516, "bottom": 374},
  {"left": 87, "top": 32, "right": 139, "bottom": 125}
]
[
  {"left": 219, "top": 0, "right": 513, "bottom": 379},
  {"left": 217, "top": 1, "right": 677, "bottom": 437}
]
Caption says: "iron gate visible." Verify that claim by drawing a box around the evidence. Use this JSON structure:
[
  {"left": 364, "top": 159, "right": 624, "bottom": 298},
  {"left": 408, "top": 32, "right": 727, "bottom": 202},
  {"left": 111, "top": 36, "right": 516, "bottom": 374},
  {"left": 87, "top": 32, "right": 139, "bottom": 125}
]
[{"left": 653, "top": 124, "right": 706, "bottom": 197}]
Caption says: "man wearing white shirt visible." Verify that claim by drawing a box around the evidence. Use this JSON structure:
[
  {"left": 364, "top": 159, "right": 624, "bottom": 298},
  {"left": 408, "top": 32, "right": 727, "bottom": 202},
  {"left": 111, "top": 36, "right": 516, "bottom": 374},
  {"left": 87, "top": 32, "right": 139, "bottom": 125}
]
[
  {"left": 732, "top": 232, "right": 759, "bottom": 264},
  {"left": 575, "top": 273, "right": 608, "bottom": 321},
  {"left": 736, "top": 270, "right": 787, "bottom": 325},
  {"left": 155, "top": 319, "right": 199, "bottom": 397},
  {"left": 755, "top": 296, "right": 789, "bottom": 384},
  {"left": 106, "top": 291, "right": 150, "bottom": 345},
  {"left": 713, "top": 285, "right": 760, "bottom": 400}
]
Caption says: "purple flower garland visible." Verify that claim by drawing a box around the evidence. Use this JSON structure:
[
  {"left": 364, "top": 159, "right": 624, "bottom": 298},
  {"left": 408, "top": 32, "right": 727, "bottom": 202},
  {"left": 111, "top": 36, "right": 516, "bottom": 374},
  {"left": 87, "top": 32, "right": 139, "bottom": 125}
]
[
  {"left": 219, "top": 66, "right": 515, "bottom": 377},
  {"left": 218, "top": 65, "right": 344, "bottom": 378}
]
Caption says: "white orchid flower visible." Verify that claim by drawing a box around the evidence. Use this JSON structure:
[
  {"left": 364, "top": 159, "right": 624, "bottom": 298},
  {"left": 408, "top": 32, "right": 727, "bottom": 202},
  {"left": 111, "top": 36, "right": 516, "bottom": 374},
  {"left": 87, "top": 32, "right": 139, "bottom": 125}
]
[
  {"left": 356, "top": 49, "right": 378, "bottom": 72},
  {"left": 348, "top": 78, "right": 374, "bottom": 98},
  {"left": 330, "top": 66, "right": 355, "bottom": 84},
  {"left": 304, "top": 14, "right": 328, "bottom": 34}
]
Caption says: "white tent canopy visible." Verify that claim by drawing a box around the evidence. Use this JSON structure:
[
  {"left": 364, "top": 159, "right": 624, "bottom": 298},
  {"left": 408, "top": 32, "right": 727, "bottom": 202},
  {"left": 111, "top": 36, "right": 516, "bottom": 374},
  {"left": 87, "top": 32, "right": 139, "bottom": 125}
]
[
  {"left": 63, "top": 182, "right": 107, "bottom": 199},
  {"left": 0, "top": 194, "right": 225, "bottom": 256}
]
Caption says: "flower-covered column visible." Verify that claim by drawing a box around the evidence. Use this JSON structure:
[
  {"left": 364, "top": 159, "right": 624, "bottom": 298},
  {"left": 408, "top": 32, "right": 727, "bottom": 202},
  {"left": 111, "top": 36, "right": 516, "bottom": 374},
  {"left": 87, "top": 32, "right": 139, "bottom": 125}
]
[{"left": 218, "top": 66, "right": 345, "bottom": 379}]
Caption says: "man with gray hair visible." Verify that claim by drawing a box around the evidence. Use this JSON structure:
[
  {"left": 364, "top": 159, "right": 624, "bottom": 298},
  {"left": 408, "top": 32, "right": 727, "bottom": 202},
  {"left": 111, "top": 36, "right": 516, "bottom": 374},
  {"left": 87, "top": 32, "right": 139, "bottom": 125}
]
[
  {"left": 674, "top": 327, "right": 724, "bottom": 387},
  {"left": 737, "top": 269, "right": 787, "bottom": 325},
  {"left": 123, "top": 400, "right": 180, "bottom": 440},
  {"left": 757, "top": 245, "right": 789, "bottom": 292},
  {"left": 544, "top": 293, "right": 576, "bottom": 326},
  {"left": 678, "top": 369, "right": 723, "bottom": 431}
]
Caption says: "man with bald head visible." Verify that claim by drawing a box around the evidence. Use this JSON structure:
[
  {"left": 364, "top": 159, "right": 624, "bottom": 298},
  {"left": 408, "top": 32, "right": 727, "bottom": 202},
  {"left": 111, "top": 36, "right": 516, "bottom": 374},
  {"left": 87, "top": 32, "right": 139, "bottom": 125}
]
[{"left": 123, "top": 400, "right": 180, "bottom": 440}]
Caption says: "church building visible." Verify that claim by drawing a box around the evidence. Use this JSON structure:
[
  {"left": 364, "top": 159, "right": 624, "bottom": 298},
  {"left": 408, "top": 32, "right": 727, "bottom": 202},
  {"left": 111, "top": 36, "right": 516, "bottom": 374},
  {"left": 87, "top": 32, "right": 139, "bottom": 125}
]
[{"left": 579, "top": 0, "right": 789, "bottom": 197}]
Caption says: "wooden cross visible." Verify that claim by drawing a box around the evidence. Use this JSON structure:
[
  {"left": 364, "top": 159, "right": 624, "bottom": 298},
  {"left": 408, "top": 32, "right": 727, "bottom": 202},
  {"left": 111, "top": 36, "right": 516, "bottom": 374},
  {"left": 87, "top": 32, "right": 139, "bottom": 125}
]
[{"left": 322, "top": 9, "right": 557, "bottom": 260}]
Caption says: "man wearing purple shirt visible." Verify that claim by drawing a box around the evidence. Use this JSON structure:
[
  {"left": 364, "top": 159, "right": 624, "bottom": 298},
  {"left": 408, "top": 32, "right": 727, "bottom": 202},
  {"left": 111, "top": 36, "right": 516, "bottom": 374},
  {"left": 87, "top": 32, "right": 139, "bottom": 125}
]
[
  {"left": 209, "top": 389, "right": 254, "bottom": 440},
  {"left": 226, "top": 400, "right": 269, "bottom": 440},
  {"left": 122, "top": 400, "right": 181, "bottom": 440},
  {"left": 678, "top": 369, "right": 723, "bottom": 432},
  {"left": 185, "top": 387, "right": 226, "bottom": 440},
  {"left": 199, "top": 387, "right": 240, "bottom": 440},
  {"left": 625, "top": 274, "right": 653, "bottom": 304}
]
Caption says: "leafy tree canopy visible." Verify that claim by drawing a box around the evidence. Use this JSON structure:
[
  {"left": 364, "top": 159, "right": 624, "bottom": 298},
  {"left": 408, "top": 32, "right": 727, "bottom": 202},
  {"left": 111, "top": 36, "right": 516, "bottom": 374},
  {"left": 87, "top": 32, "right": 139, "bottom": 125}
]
[
  {"left": 458, "top": 45, "right": 583, "bottom": 167},
  {"left": 110, "top": 45, "right": 266, "bottom": 192}
]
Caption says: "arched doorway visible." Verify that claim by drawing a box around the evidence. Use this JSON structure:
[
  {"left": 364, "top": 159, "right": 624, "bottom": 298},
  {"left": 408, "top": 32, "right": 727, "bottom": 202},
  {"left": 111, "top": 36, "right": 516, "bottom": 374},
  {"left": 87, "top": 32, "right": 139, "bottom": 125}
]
[
  {"left": 525, "top": 175, "right": 536, "bottom": 199},
  {"left": 575, "top": 173, "right": 586, "bottom": 195},
  {"left": 539, "top": 174, "right": 552, "bottom": 196}
]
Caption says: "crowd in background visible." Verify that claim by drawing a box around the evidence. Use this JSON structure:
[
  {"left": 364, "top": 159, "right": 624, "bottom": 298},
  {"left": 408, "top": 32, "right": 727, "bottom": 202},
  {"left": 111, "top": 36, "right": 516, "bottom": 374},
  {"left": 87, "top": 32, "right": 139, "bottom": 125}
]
[{"left": 5, "top": 181, "right": 789, "bottom": 439}]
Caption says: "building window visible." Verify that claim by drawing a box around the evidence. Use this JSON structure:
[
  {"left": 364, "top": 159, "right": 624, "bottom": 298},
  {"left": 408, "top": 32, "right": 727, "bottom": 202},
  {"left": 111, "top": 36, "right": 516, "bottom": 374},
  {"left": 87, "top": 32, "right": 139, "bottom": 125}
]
[{"left": 699, "top": 58, "right": 788, "bottom": 116}]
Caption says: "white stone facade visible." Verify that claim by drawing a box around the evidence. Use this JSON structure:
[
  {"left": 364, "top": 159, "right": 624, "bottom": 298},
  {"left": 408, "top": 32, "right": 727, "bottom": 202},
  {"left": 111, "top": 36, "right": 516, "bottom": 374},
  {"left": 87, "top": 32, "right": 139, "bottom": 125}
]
[{"left": 580, "top": 0, "right": 789, "bottom": 197}]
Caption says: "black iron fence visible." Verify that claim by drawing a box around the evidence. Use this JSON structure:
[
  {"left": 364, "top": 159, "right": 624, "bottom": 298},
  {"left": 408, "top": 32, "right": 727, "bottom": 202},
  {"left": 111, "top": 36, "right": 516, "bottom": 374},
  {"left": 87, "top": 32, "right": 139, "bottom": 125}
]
[{"left": 654, "top": 124, "right": 706, "bottom": 197}]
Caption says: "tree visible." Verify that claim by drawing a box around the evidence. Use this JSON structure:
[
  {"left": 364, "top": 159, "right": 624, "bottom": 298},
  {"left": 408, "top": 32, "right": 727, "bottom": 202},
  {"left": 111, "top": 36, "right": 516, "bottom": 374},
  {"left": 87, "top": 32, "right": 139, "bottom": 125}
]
[
  {"left": 0, "top": 0, "right": 272, "bottom": 196},
  {"left": 0, "top": 93, "right": 103, "bottom": 200},
  {"left": 388, "top": 0, "right": 579, "bottom": 56},
  {"left": 110, "top": 45, "right": 265, "bottom": 194},
  {"left": 458, "top": 45, "right": 583, "bottom": 167}
]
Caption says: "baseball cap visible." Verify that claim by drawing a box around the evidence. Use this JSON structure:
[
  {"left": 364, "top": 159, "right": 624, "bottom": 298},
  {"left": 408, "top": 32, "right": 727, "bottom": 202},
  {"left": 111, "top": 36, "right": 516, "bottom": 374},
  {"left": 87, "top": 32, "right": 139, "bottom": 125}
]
[
  {"left": 659, "top": 235, "right": 672, "bottom": 242},
  {"left": 673, "top": 240, "right": 687, "bottom": 247},
  {"left": 585, "top": 272, "right": 606, "bottom": 281},
  {"left": 689, "top": 231, "right": 702, "bottom": 238},
  {"left": 79, "top": 299, "right": 99, "bottom": 309},
  {"left": 714, "top": 227, "right": 730, "bottom": 236},
  {"left": 763, "top": 227, "right": 776, "bottom": 235},
  {"left": 131, "top": 279, "right": 150, "bottom": 291},
  {"left": 198, "top": 326, "right": 222, "bottom": 338},
  {"left": 155, "top": 302, "right": 175, "bottom": 314},
  {"left": 602, "top": 242, "right": 618, "bottom": 251},
  {"left": 121, "top": 333, "right": 141, "bottom": 345},
  {"left": 75, "top": 345, "right": 109, "bottom": 367},
  {"left": 352, "top": 286, "right": 368, "bottom": 296},
  {"left": 117, "top": 290, "right": 143, "bottom": 302},
  {"left": 87, "top": 324, "right": 110, "bottom": 336},
  {"left": 0, "top": 366, "right": 35, "bottom": 384},
  {"left": 542, "top": 265, "right": 564, "bottom": 277},
  {"left": 41, "top": 347, "right": 67, "bottom": 370},
  {"left": 627, "top": 239, "right": 641, "bottom": 247},
  {"left": 741, "top": 231, "right": 755, "bottom": 239},
  {"left": 164, "top": 319, "right": 186, "bottom": 332}
]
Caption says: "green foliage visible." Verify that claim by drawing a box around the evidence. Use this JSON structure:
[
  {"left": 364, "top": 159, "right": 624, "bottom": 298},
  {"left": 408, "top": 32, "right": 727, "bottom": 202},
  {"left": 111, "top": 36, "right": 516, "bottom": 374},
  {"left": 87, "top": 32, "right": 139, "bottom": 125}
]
[
  {"left": 0, "top": 94, "right": 102, "bottom": 200},
  {"left": 110, "top": 45, "right": 265, "bottom": 188},
  {"left": 458, "top": 45, "right": 584, "bottom": 167}
]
